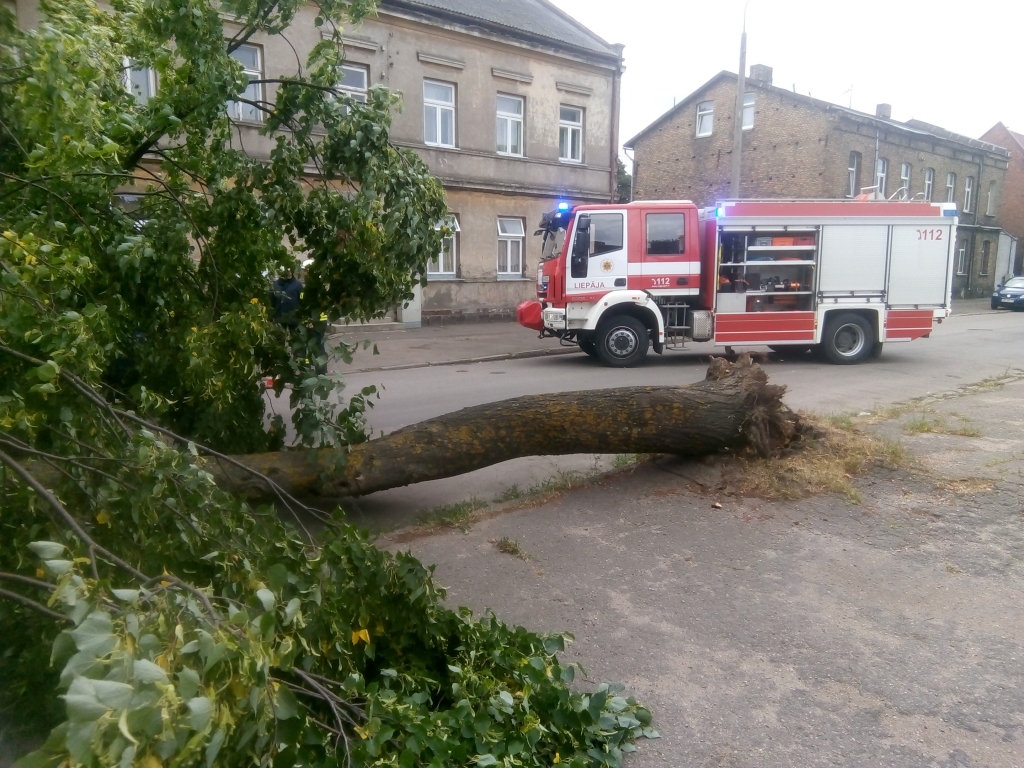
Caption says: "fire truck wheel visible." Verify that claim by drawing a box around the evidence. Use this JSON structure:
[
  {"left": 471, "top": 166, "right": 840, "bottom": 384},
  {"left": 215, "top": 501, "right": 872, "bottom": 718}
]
[
  {"left": 821, "top": 313, "right": 874, "bottom": 365},
  {"left": 596, "top": 315, "right": 649, "bottom": 367},
  {"left": 577, "top": 334, "right": 598, "bottom": 358}
]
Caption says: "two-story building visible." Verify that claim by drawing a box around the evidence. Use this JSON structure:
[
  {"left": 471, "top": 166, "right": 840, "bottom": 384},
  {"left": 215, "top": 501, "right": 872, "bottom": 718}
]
[
  {"left": 7, "top": 0, "right": 624, "bottom": 323},
  {"left": 625, "top": 65, "right": 1014, "bottom": 298}
]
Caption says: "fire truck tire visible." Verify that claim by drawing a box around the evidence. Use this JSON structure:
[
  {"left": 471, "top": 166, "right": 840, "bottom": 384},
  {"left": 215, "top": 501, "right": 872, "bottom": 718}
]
[
  {"left": 821, "top": 313, "right": 874, "bottom": 365},
  {"left": 577, "top": 334, "right": 598, "bottom": 358},
  {"left": 596, "top": 315, "right": 649, "bottom": 367}
]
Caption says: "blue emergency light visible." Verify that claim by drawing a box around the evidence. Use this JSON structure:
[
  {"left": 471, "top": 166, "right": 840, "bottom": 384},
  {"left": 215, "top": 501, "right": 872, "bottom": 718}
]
[
  {"left": 716, "top": 206, "right": 726, "bottom": 218},
  {"left": 557, "top": 201, "right": 570, "bottom": 211}
]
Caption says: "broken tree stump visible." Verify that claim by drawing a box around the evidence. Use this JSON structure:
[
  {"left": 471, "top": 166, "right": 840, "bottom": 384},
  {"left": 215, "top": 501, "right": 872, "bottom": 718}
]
[{"left": 213, "top": 355, "right": 802, "bottom": 500}]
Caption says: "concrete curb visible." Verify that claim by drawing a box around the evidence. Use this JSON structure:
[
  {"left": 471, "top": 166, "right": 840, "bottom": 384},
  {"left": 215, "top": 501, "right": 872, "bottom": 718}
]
[{"left": 350, "top": 345, "right": 579, "bottom": 373}]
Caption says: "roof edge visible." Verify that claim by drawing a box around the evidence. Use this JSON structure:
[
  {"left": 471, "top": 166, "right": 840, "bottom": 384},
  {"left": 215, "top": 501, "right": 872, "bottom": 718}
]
[
  {"left": 377, "top": 0, "right": 623, "bottom": 62},
  {"left": 624, "top": 70, "right": 731, "bottom": 149}
]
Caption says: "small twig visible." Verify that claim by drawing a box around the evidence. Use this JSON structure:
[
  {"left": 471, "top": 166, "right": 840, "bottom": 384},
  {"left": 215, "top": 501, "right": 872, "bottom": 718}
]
[
  {"left": 0, "top": 587, "right": 68, "bottom": 622},
  {"left": 0, "top": 572, "right": 56, "bottom": 592}
]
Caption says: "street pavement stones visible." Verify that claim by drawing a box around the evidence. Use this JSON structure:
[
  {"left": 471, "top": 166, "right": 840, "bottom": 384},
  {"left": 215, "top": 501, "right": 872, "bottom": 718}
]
[
  {"left": 384, "top": 377, "right": 1024, "bottom": 767},
  {"left": 330, "top": 297, "right": 998, "bottom": 374}
]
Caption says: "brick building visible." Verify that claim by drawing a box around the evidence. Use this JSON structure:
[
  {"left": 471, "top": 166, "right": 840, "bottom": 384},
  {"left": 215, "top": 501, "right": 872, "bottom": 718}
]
[
  {"left": 625, "top": 66, "right": 1014, "bottom": 298},
  {"left": 979, "top": 123, "right": 1024, "bottom": 276}
]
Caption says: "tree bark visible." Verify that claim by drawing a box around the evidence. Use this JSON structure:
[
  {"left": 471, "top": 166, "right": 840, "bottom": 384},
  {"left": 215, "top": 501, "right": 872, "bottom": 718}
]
[{"left": 212, "top": 356, "right": 801, "bottom": 499}]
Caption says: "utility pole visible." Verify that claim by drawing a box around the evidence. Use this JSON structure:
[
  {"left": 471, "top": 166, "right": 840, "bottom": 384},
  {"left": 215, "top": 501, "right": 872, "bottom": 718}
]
[{"left": 730, "top": 3, "right": 748, "bottom": 198}]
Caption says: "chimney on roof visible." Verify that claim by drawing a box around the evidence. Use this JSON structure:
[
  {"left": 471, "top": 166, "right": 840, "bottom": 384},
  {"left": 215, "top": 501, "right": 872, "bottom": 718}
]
[
  {"left": 749, "top": 64, "right": 772, "bottom": 86},
  {"left": 876, "top": 103, "right": 892, "bottom": 120}
]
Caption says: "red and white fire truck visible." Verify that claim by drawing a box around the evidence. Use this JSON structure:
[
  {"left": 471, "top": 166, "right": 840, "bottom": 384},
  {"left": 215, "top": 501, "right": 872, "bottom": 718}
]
[{"left": 517, "top": 199, "right": 958, "bottom": 366}]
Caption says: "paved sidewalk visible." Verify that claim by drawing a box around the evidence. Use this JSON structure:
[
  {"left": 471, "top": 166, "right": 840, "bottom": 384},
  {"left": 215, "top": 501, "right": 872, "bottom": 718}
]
[
  {"left": 330, "top": 298, "right": 999, "bottom": 374},
  {"left": 330, "top": 320, "right": 577, "bottom": 373}
]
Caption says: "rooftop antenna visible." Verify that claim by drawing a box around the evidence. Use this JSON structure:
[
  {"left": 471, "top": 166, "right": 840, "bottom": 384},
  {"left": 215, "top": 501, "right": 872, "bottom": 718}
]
[{"left": 730, "top": 0, "right": 748, "bottom": 198}]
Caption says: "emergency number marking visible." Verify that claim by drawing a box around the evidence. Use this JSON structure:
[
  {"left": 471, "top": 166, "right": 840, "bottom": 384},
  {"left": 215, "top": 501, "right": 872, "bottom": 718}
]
[
  {"left": 916, "top": 228, "right": 943, "bottom": 240},
  {"left": 650, "top": 277, "right": 671, "bottom": 287}
]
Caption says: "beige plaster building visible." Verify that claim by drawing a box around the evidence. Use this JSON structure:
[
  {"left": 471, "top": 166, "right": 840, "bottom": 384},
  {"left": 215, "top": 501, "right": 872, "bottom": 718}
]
[
  {"left": 625, "top": 66, "right": 1014, "bottom": 298},
  {"left": 6, "top": 0, "right": 624, "bottom": 323}
]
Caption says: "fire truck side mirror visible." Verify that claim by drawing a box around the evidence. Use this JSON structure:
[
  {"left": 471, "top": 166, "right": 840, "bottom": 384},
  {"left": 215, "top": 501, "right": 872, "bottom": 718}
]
[{"left": 572, "top": 215, "right": 591, "bottom": 259}]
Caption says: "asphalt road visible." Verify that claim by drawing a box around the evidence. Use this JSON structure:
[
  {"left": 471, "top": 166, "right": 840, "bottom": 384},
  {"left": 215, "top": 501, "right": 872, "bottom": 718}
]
[{"left": 346, "top": 309, "right": 1023, "bottom": 436}]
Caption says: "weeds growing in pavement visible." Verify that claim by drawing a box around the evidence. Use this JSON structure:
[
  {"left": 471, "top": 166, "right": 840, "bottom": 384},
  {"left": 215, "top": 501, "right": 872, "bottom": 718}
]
[{"left": 491, "top": 537, "right": 530, "bottom": 560}]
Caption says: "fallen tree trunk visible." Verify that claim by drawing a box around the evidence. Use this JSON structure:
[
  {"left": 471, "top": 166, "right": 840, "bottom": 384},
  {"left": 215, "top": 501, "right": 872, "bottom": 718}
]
[{"left": 213, "top": 356, "right": 802, "bottom": 499}]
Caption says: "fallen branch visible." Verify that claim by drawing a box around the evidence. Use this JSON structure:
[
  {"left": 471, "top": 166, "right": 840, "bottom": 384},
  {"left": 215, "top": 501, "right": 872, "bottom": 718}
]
[{"left": 216, "top": 356, "right": 803, "bottom": 499}]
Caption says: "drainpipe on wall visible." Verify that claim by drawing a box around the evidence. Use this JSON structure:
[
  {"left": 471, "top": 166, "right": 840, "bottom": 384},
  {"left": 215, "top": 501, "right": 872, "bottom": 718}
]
[{"left": 609, "top": 44, "right": 624, "bottom": 203}]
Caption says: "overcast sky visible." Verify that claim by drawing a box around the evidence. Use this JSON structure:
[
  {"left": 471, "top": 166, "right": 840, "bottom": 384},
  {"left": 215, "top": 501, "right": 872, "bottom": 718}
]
[{"left": 549, "top": 0, "right": 1022, "bottom": 167}]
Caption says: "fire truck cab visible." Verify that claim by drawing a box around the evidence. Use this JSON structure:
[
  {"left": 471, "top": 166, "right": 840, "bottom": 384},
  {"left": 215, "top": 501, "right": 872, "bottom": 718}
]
[{"left": 518, "top": 199, "right": 958, "bottom": 366}]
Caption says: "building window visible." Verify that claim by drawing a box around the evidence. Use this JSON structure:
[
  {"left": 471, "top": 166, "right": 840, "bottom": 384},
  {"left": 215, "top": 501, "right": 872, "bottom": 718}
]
[
  {"left": 847, "top": 152, "right": 861, "bottom": 198},
  {"left": 424, "top": 80, "right": 456, "bottom": 148},
  {"left": 427, "top": 216, "right": 459, "bottom": 277},
  {"left": 497, "top": 217, "right": 525, "bottom": 277},
  {"left": 986, "top": 180, "right": 997, "bottom": 216},
  {"left": 123, "top": 57, "right": 155, "bottom": 103},
  {"left": 956, "top": 240, "right": 968, "bottom": 275},
  {"left": 964, "top": 176, "right": 974, "bottom": 212},
  {"left": 338, "top": 64, "right": 368, "bottom": 102},
  {"left": 946, "top": 172, "right": 956, "bottom": 203},
  {"left": 875, "top": 158, "right": 888, "bottom": 198},
  {"left": 742, "top": 93, "right": 755, "bottom": 130},
  {"left": 924, "top": 168, "right": 934, "bottom": 201},
  {"left": 980, "top": 240, "right": 991, "bottom": 275},
  {"left": 696, "top": 101, "right": 714, "bottom": 137},
  {"left": 227, "top": 44, "right": 264, "bottom": 123},
  {"left": 496, "top": 94, "right": 524, "bottom": 157},
  {"left": 900, "top": 163, "right": 911, "bottom": 199},
  {"left": 558, "top": 106, "right": 583, "bottom": 163}
]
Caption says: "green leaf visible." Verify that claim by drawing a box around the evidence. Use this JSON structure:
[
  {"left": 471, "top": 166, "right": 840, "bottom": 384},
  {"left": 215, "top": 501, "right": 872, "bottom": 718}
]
[
  {"left": 28, "top": 541, "right": 65, "bottom": 559},
  {"left": 90, "top": 680, "right": 134, "bottom": 710},
  {"left": 133, "top": 659, "right": 168, "bottom": 685},
  {"left": 36, "top": 361, "right": 60, "bottom": 382},
  {"left": 474, "top": 756, "right": 497, "bottom": 767},
  {"left": 177, "top": 667, "right": 200, "bottom": 700},
  {"left": 256, "top": 588, "right": 275, "bottom": 611},
  {"left": 68, "top": 612, "right": 116, "bottom": 654},
  {"left": 187, "top": 697, "right": 214, "bottom": 732},
  {"left": 205, "top": 728, "right": 226, "bottom": 767},
  {"left": 273, "top": 685, "right": 298, "bottom": 720}
]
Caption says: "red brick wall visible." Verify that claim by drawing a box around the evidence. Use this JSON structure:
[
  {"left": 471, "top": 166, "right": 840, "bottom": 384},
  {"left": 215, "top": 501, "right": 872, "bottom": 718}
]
[{"left": 980, "top": 124, "right": 1024, "bottom": 244}]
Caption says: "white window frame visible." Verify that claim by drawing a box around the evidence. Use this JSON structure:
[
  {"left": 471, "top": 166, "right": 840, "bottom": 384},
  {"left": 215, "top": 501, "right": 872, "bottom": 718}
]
[
  {"left": 497, "top": 217, "right": 526, "bottom": 278},
  {"left": 427, "top": 216, "right": 459, "bottom": 278},
  {"left": 558, "top": 105, "right": 583, "bottom": 163},
  {"left": 423, "top": 80, "right": 456, "bottom": 149},
  {"left": 924, "top": 168, "right": 934, "bottom": 201},
  {"left": 900, "top": 163, "right": 911, "bottom": 199},
  {"left": 741, "top": 93, "right": 755, "bottom": 130},
  {"left": 875, "top": 158, "right": 888, "bottom": 198},
  {"left": 986, "top": 180, "right": 997, "bottom": 216},
  {"left": 956, "top": 240, "right": 968, "bottom": 275},
  {"left": 946, "top": 172, "right": 956, "bottom": 203},
  {"left": 964, "top": 176, "right": 974, "bottom": 212},
  {"left": 338, "top": 64, "right": 369, "bottom": 102},
  {"left": 696, "top": 101, "right": 714, "bottom": 137},
  {"left": 496, "top": 94, "right": 524, "bottom": 157},
  {"left": 847, "top": 151, "right": 861, "bottom": 198},
  {"left": 226, "top": 44, "right": 264, "bottom": 123},
  {"left": 122, "top": 57, "right": 156, "bottom": 103}
]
